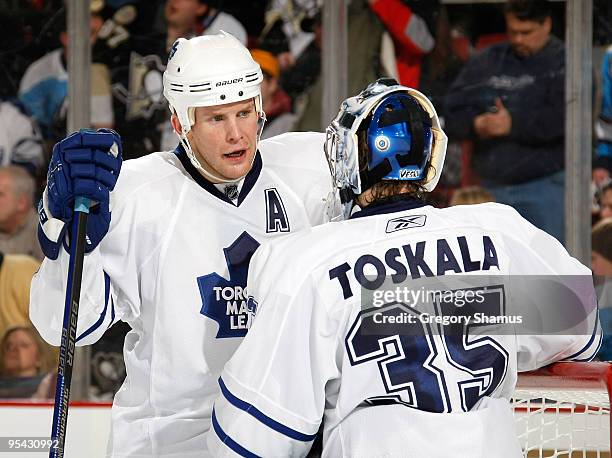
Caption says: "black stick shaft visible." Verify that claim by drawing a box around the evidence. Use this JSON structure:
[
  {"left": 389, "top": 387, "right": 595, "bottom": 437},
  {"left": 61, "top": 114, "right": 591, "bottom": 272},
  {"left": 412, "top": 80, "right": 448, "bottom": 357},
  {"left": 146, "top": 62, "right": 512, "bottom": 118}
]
[{"left": 49, "top": 209, "right": 89, "bottom": 458}]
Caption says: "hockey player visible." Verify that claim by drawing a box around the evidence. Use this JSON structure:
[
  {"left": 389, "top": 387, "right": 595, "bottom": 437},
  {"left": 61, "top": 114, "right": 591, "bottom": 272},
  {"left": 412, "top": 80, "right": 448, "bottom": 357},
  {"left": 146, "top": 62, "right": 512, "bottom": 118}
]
[
  {"left": 208, "top": 79, "right": 601, "bottom": 457},
  {"left": 29, "top": 33, "right": 331, "bottom": 457}
]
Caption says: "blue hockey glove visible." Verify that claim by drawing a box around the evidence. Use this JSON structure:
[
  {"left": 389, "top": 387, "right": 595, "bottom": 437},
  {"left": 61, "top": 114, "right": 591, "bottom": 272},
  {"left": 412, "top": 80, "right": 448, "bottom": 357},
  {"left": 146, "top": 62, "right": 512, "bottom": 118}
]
[{"left": 38, "top": 128, "right": 123, "bottom": 259}]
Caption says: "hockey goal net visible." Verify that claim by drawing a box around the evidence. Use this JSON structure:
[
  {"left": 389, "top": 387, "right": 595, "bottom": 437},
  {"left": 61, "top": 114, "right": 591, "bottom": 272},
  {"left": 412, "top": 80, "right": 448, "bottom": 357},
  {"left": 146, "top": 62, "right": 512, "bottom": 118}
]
[{"left": 513, "top": 362, "right": 612, "bottom": 457}]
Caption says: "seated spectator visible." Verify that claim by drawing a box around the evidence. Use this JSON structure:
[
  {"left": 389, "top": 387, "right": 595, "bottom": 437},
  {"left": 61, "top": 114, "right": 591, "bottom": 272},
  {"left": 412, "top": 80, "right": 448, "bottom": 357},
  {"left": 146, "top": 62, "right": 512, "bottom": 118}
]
[
  {"left": 164, "top": 0, "right": 207, "bottom": 46},
  {"left": 449, "top": 186, "right": 495, "bottom": 206},
  {"left": 278, "top": 10, "right": 321, "bottom": 106},
  {"left": 250, "top": 49, "right": 297, "bottom": 139},
  {"left": 593, "top": 156, "right": 612, "bottom": 188},
  {"left": 162, "top": 0, "right": 247, "bottom": 46},
  {"left": 261, "top": 0, "right": 319, "bottom": 71},
  {"left": 198, "top": 1, "right": 247, "bottom": 45},
  {"left": 593, "top": 218, "right": 612, "bottom": 360},
  {"left": 0, "top": 166, "right": 43, "bottom": 260},
  {"left": 18, "top": 9, "right": 113, "bottom": 147},
  {"left": 0, "top": 99, "right": 44, "bottom": 178},
  {"left": 592, "top": 158, "right": 611, "bottom": 220},
  {"left": 599, "top": 181, "right": 612, "bottom": 220},
  {"left": 0, "top": 252, "right": 40, "bottom": 339},
  {"left": 0, "top": 326, "right": 54, "bottom": 399}
]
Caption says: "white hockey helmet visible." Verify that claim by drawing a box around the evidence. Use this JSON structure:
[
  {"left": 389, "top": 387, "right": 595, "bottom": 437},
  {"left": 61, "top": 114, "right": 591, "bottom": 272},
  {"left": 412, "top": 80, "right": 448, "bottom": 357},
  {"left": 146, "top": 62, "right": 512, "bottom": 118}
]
[
  {"left": 324, "top": 78, "right": 448, "bottom": 220},
  {"left": 163, "top": 32, "right": 265, "bottom": 181}
]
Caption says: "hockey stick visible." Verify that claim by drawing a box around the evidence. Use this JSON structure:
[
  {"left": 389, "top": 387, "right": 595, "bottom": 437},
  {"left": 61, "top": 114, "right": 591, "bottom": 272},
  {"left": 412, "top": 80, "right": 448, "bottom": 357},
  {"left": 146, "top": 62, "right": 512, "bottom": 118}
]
[{"left": 49, "top": 196, "right": 90, "bottom": 458}]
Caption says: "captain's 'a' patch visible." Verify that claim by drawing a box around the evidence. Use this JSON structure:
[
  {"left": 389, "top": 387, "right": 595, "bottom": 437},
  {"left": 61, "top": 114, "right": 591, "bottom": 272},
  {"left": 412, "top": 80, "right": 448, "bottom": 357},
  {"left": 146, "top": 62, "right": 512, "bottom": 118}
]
[{"left": 265, "top": 188, "right": 290, "bottom": 233}]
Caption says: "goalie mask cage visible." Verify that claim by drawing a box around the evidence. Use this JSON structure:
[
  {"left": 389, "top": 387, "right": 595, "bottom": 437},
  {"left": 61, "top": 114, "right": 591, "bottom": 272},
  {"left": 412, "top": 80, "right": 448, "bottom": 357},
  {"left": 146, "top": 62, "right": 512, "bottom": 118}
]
[{"left": 513, "top": 362, "right": 612, "bottom": 458}]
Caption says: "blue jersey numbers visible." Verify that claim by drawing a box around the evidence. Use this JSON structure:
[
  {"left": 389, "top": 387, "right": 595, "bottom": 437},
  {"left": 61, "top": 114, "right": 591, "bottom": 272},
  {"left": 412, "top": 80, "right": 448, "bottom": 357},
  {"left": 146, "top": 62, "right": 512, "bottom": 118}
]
[{"left": 345, "top": 286, "right": 509, "bottom": 413}]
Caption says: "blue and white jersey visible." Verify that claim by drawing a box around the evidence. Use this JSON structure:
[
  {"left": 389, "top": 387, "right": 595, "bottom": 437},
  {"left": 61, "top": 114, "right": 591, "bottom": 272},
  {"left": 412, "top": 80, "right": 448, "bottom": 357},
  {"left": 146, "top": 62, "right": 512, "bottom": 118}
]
[
  {"left": 0, "top": 100, "right": 44, "bottom": 175},
  {"left": 209, "top": 200, "right": 601, "bottom": 458},
  {"left": 19, "top": 49, "right": 113, "bottom": 137},
  {"left": 30, "top": 132, "right": 330, "bottom": 457}
]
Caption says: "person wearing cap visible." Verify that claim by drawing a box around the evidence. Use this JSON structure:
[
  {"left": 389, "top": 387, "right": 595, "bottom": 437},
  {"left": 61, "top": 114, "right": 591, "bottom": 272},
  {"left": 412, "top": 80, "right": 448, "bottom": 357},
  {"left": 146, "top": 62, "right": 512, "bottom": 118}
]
[
  {"left": 30, "top": 33, "right": 331, "bottom": 457},
  {"left": 250, "top": 48, "right": 299, "bottom": 139}
]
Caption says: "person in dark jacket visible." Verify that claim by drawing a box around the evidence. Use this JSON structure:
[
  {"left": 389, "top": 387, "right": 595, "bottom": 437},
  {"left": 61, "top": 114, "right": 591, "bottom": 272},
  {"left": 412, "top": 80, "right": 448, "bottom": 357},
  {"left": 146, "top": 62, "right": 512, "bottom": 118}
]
[{"left": 444, "top": 0, "right": 565, "bottom": 242}]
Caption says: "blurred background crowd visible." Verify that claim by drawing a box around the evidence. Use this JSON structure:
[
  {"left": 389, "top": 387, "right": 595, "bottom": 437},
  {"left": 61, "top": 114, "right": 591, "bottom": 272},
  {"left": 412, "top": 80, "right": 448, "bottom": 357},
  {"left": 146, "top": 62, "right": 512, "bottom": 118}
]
[{"left": 0, "top": 0, "right": 611, "bottom": 400}]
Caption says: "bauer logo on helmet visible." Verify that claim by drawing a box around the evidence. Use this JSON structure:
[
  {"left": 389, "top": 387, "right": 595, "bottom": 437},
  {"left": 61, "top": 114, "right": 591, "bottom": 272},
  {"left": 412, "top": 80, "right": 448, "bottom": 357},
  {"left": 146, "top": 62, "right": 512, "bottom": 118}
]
[{"left": 216, "top": 77, "right": 244, "bottom": 87}]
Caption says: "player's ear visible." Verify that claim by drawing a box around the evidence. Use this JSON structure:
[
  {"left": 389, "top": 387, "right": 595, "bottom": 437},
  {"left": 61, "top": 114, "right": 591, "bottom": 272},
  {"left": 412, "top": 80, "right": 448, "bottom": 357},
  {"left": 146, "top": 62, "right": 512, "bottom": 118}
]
[{"left": 171, "top": 113, "right": 183, "bottom": 136}]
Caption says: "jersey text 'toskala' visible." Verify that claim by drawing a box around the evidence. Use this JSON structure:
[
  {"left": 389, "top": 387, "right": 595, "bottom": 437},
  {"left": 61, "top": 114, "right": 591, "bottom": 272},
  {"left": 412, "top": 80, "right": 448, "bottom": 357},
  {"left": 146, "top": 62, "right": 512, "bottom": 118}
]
[{"left": 329, "top": 235, "right": 499, "bottom": 300}]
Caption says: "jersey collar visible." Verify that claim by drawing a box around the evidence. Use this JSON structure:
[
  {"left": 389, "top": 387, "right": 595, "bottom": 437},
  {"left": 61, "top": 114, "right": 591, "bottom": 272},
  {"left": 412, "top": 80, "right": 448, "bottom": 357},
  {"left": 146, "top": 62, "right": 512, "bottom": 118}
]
[
  {"left": 174, "top": 144, "right": 263, "bottom": 206},
  {"left": 349, "top": 195, "right": 429, "bottom": 219}
]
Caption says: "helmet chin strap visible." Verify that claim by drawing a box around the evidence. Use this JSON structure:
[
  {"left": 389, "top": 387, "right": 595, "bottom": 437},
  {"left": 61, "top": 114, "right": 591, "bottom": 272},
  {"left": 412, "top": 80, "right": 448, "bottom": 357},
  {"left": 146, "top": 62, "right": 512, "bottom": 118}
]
[{"left": 178, "top": 111, "right": 267, "bottom": 184}]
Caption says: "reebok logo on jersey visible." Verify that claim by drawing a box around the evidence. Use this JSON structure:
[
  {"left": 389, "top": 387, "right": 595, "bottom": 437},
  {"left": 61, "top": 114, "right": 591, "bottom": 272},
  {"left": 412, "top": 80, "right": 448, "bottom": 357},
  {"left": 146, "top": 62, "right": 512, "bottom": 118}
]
[{"left": 385, "top": 215, "right": 426, "bottom": 233}]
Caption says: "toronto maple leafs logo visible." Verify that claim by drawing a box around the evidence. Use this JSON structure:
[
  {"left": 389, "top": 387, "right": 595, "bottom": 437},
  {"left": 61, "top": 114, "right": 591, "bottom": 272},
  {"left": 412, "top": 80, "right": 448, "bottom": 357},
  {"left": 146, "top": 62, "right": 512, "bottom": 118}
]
[{"left": 197, "top": 232, "right": 260, "bottom": 338}]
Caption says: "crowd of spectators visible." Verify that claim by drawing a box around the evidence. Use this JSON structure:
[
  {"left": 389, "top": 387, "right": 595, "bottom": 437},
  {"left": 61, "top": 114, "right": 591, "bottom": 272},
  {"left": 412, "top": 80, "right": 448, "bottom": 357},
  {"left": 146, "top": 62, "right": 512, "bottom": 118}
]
[{"left": 0, "top": 0, "right": 611, "bottom": 396}]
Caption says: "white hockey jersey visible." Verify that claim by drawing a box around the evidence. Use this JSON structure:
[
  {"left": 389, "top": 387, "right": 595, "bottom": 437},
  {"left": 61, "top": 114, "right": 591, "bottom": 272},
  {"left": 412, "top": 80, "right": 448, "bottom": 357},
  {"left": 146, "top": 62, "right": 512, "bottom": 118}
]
[
  {"left": 29, "top": 132, "right": 331, "bottom": 457},
  {"left": 208, "top": 199, "right": 601, "bottom": 458},
  {"left": 0, "top": 100, "right": 44, "bottom": 174}
]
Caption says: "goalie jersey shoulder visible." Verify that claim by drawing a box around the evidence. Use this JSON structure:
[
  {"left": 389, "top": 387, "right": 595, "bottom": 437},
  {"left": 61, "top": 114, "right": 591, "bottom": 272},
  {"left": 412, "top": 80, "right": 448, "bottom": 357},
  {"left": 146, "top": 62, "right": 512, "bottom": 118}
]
[{"left": 249, "top": 201, "right": 592, "bottom": 308}]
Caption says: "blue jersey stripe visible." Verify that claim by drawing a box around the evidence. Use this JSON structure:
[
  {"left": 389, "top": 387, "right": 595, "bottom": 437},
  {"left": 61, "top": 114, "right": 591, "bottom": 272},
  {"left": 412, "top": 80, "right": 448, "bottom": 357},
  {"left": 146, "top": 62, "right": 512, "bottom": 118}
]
[
  {"left": 565, "top": 312, "right": 600, "bottom": 361},
  {"left": 572, "top": 333, "right": 603, "bottom": 362},
  {"left": 108, "top": 296, "right": 115, "bottom": 329},
  {"left": 212, "top": 407, "right": 261, "bottom": 458},
  {"left": 76, "top": 272, "right": 111, "bottom": 343},
  {"left": 219, "top": 377, "right": 318, "bottom": 442}
]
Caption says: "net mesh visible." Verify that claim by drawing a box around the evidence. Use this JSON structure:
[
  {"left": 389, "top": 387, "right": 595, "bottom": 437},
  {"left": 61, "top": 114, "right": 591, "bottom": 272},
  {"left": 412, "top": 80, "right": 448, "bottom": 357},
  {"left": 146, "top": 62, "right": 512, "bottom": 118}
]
[{"left": 513, "top": 363, "right": 612, "bottom": 458}]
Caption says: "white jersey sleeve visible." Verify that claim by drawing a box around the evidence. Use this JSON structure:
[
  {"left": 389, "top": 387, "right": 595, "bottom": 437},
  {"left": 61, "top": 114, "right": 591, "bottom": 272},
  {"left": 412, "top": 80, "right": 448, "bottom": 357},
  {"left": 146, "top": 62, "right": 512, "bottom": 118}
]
[
  {"left": 486, "top": 205, "right": 602, "bottom": 370},
  {"left": 30, "top": 154, "right": 174, "bottom": 346},
  {"left": 207, "top": 238, "right": 339, "bottom": 457}
]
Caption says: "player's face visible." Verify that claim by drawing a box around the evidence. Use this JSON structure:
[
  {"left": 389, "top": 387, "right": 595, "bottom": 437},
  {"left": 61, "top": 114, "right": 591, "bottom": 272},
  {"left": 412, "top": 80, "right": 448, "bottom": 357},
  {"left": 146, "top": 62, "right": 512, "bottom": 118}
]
[
  {"left": 2, "top": 330, "right": 40, "bottom": 377},
  {"left": 505, "top": 13, "right": 551, "bottom": 57},
  {"left": 188, "top": 99, "right": 259, "bottom": 182}
]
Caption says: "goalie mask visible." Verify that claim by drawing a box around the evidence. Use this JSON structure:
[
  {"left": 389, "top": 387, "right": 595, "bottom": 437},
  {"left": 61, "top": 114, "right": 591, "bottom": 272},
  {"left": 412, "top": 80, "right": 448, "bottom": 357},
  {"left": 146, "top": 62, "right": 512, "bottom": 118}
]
[
  {"left": 324, "top": 79, "right": 447, "bottom": 220},
  {"left": 163, "top": 32, "right": 265, "bottom": 182}
]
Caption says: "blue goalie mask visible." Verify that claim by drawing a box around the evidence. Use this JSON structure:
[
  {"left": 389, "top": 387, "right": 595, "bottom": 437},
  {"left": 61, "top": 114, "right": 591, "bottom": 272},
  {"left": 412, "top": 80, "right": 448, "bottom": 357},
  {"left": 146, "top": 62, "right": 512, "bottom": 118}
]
[
  {"left": 366, "top": 93, "right": 433, "bottom": 184},
  {"left": 324, "top": 79, "right": 448, "bottom": 221}
]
